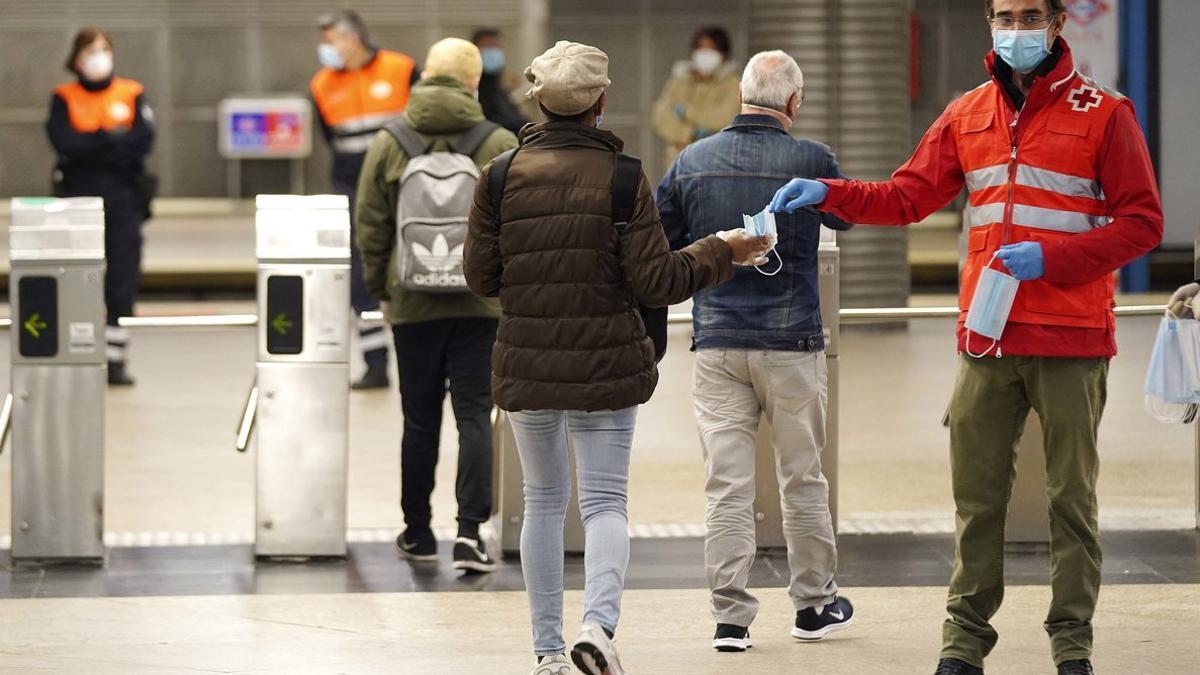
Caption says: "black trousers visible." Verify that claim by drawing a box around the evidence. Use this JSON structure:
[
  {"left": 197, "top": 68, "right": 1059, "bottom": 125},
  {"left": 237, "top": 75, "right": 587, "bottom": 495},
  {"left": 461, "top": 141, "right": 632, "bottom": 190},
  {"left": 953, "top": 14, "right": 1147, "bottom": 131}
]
[
  {"left": 102, "top": 187, "right": 143, "bottom": 364},
  {"left": 333, "top": 172, "right": 387, "bottom": 369},
  {"left": 393, "top": 317, "right": 497, "bottom": 531}
]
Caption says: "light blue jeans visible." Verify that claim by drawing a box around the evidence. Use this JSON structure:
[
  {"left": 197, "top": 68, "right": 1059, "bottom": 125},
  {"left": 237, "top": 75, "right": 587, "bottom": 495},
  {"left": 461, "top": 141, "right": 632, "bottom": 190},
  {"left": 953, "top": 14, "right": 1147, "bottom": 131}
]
[{"left": 508, "top": 407, "right": 637, "bottom": 657}]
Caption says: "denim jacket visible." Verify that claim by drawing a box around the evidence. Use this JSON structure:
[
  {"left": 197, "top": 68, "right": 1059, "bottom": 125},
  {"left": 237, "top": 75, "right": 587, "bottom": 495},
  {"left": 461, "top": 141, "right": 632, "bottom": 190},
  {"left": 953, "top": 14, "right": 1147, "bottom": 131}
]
[{"left": 656, "top": 114, "right": 852, "bottom": 351}]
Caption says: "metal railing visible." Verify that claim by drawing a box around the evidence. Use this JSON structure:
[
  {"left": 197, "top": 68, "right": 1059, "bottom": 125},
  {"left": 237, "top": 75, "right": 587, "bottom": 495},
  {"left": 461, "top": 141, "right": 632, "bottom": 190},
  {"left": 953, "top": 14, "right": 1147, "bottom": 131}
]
[{"left": 0, "top": 304, "right": 1169, "bottom": 331}]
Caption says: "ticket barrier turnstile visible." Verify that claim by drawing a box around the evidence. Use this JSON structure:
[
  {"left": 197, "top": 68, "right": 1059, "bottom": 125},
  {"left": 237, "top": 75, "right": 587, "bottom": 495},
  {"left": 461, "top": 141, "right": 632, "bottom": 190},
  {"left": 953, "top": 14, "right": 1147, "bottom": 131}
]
[
  {"left": 237, "top": 195, "right": 351, "bottom": 558},
  {"left": 754, "top": 234, "right": 840, "bottom": 549},
  {"left": 4, "top": 197, "right": 107, "bottom": 563}
]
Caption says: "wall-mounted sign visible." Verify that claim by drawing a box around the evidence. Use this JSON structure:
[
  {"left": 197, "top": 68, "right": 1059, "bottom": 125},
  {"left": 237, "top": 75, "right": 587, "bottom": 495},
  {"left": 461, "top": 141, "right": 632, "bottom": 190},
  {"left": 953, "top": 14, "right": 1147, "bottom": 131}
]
[{"left": 219, "top": 97, "right": 312, "bottom": 159}]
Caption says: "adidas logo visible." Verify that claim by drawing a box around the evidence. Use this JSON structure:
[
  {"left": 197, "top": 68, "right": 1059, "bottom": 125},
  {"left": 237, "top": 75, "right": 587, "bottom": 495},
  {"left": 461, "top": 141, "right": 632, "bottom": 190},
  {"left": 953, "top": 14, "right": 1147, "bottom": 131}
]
[{"left": 411, "top": 233, "right": 464, "bottom": 274}]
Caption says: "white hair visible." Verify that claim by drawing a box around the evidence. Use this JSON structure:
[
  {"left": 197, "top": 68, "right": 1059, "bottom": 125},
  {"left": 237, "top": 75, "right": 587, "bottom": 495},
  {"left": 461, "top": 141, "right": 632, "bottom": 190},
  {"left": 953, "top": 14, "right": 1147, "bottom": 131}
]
[{"left": 740, "top": 50, "right": 804, "bottom": 113}]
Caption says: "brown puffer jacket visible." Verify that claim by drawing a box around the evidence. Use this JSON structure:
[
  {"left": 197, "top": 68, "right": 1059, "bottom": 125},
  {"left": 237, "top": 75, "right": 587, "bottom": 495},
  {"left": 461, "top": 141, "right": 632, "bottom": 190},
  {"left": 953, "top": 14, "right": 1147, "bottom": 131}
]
[{"left": 465, "top": 122, "right": 733, "bottom": 412}]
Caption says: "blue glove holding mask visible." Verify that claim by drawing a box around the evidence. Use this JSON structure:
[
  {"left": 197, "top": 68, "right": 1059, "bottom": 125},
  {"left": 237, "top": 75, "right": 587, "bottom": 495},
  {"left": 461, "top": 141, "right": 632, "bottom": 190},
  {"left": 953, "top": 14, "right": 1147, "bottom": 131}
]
[
  {"left": 769, "top": 178, "right": 829, "bottom": 214},
  {"left": 995, "top": 242, "right": 1044, "bottom": 281}
]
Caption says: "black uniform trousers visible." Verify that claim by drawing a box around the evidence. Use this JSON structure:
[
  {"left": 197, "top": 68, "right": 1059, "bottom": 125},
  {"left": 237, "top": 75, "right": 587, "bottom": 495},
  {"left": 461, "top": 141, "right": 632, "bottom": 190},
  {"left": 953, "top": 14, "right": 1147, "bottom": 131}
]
[{"left": 333, "top": 168, "right": 388, "bottom": 370}]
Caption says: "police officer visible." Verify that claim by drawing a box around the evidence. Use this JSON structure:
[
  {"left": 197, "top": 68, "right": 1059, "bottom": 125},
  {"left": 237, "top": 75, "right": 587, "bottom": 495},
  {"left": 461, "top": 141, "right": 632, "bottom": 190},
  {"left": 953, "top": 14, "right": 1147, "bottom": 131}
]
[
  {"left": 46, "top": 27, "right": 155, "bottom": 386},
  {"left": 311, "top": 10, "right": 419, "bottom": 389}
]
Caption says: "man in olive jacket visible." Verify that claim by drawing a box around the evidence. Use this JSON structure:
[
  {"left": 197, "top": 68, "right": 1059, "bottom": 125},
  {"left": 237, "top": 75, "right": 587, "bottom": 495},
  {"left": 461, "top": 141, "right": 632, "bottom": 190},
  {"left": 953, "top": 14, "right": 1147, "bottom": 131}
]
[{"left": 356, "top": 37, "right": 518, "bottom": 573}]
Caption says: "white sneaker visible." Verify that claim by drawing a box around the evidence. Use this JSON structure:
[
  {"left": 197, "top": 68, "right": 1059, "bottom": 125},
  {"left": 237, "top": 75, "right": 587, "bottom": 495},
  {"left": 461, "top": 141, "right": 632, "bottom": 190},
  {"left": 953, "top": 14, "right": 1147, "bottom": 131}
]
[
  {"left": 571, "top": 622, "right": 626, "bottom": 675},
  {"left": 531, "top": 653, "right": 572, "bottom": 675}
]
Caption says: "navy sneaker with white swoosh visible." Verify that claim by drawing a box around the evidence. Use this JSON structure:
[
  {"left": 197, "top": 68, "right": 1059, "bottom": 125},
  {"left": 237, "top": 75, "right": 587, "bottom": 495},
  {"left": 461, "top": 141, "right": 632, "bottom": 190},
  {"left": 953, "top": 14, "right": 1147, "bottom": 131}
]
[{"left": 793, "top": 596, "right": 855, "bottom": 641}]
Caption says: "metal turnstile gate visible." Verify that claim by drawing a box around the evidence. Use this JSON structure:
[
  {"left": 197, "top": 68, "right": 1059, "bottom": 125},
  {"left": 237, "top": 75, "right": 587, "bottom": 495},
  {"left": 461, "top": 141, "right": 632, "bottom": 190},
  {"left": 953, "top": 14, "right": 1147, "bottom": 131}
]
[
  {"left": 5, "top": 197, "right": 107, "bottom": 562},
  {"left": 754, "top": 230, "right": 840, "bottom": 549},
  {"left": 237, "top": 195, "right": 351, "bottom": 558}
]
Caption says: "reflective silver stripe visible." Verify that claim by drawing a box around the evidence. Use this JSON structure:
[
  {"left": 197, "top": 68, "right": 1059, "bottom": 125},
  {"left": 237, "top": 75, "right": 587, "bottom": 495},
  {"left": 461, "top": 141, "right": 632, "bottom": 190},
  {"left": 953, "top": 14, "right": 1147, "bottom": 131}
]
[
  {"left": 1016, "top": 165, "right": 1105, "bottom": 200},
  {"left": 966, "top": 202, "right": 1006, "bottom": 228},
  {"left": 964, "top": 164, "right": 1009, "bottom": 193},
  {"left": 331, "top": 111, "right": 403, "bottom": 135},
  {"left": 332, "top": 134, "right": 376, "bottom": 154},
  {"left": 1012, "top": 204, "right": 1110, "bottom": 233}
]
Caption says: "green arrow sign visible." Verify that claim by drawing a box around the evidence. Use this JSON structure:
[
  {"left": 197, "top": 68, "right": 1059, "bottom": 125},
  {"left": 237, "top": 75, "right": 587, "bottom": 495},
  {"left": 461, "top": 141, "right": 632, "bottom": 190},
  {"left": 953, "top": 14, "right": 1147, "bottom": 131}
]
[
  {"left": 271, "top": 312, "right": 293, "bottom": 336},
  {"left": 23, "top": 312, "right": 47, "bottom": 339}
]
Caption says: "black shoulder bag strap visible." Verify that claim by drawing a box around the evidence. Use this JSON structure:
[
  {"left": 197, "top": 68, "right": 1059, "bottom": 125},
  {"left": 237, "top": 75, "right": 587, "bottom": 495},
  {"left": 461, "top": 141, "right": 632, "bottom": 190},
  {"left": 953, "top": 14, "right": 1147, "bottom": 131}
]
[
  {"left": 612, "top": 152, "right": 669, "bottom": 363},
  {"left": 486, "top": 146, "right": 520, "bottom": 222},
  {"left": 383, "top": 117, "right": 431, "bottom": 158}
]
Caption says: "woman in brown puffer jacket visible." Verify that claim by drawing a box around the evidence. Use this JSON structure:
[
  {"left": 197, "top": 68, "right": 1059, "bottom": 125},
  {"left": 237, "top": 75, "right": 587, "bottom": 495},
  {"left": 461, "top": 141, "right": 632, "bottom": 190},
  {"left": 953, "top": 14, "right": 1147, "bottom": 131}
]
[{"left": 463, "top": 41, "right": 770, "bottom": 675}]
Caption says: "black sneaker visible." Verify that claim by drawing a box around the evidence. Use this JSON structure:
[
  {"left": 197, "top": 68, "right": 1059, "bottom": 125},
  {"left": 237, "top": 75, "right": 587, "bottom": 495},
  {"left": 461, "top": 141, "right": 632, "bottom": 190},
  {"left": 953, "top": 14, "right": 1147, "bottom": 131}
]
[
  {"left": 452, "top": 536, "right": 497, "bottom": 573},
  {"left": 935, "top": 658, "right": 985, "bottom": 675},
  {"left": 352, "top": 364, "right": 390, "bottom": 390},
  {"left": 396, "top": 529, "right": 437, "bottom": 561},
  {"left": 793, "top": 596, "right": 854, "bottom": 641},
  {"left": 1058, "top": 660, "right": 1094, "bottom": 675},
  {"left": 712, "top": 623, "right": 752, "bottom": 652},
  {"left": 108, "top": 362, "right": 135, "bottom": 386}
]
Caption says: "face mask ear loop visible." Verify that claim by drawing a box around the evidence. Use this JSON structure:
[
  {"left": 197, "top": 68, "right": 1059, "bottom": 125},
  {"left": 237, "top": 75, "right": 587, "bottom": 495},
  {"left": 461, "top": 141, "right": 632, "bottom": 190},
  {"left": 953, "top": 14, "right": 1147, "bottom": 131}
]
[{"left": 754, "top": 247, "right": 783, "bottom": 277}]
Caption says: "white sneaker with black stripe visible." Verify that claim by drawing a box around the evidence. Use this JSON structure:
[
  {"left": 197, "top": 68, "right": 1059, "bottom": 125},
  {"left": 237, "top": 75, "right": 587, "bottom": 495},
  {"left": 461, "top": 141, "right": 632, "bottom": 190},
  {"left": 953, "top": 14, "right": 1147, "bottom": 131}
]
[
  {"left": 571, "top": 622, "right": 626, "bottom": 675},
  {"left": 451, "top": 536, "right": 497, "bottom": 573}
]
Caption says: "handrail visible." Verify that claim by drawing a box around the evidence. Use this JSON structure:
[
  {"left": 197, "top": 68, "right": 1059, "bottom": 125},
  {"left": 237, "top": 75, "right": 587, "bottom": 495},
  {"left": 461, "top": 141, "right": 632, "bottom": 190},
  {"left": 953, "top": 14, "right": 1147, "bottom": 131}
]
[{"left": 0, "top": 304, "right": 1169, "bottom": 330}]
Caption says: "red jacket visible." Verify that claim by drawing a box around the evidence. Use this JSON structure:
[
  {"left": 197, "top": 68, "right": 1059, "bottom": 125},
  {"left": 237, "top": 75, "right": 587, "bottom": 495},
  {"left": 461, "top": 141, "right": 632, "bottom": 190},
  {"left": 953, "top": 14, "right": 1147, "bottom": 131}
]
[{"left": 820, "top": 40, "right": 1162, "bottom": 358}]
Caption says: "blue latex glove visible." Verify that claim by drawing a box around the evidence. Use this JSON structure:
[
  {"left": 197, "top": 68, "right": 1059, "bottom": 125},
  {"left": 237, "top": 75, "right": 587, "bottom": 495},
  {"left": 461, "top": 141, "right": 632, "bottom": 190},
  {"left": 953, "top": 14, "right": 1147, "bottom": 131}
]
[
  {"left": 995, "top": 242, "right": 1044, "bottom": 281},
  {"left": 673, "top": 103, "right": 687, "bottom": 120},
  {"left": 769, "top": 178, "right": 829, "bottom": 214}
]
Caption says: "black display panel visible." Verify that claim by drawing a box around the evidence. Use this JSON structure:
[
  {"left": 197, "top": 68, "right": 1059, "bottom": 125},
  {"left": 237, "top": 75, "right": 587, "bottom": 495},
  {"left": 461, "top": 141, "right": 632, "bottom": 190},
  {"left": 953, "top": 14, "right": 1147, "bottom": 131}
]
[
  {"left": 266, "top": 275, "right": 304, "bottom": 355},
  {"left": 18, "top": 276, "right": 58, "bottom": 358}
]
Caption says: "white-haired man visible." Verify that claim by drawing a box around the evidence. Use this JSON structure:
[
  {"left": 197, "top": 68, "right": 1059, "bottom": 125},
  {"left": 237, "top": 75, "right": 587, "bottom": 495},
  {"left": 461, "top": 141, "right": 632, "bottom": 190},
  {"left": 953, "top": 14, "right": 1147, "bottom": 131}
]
[{"left": 656, "top": 49, "right": 855, "bottom": 653}]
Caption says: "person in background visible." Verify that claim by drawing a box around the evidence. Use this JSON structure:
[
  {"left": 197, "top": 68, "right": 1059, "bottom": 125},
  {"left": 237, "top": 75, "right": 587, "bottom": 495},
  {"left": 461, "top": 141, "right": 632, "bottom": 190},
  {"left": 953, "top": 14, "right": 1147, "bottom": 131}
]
[
  {"left": 311, "top": 9, "right": 420, "bottom": 389},
  {"left": 652, "top": 26, "right": 742, "bottom": 169},
  {"left": 356, "top": 38, "right": 517, "bottom": 574},
  {"left": 769, "top": 1, "right": 1163, "bottom": 673},
  {"left": 46, "top": 27, "right": 155, "bottom": 386},
  {"left": 472, "top": 28, "right": 531, "bottom": 133},
  {"left": 464, "top": 40, "right": 772, "bottom": 675},
  {"left": 657, "top": 49, "right": 855, "bottom": 655}
]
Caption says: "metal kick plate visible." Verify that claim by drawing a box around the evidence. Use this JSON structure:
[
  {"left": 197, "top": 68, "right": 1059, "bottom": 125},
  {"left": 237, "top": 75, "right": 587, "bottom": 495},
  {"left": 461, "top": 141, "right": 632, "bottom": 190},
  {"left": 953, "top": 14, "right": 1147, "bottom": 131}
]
[
  {"left": 256, "top": 265, "right": 350, "bottom": 364},
  {"left": 10, "top": 364, "right": 106, "bottom": 561},
  {"left": 254, "top": 363, "right": 348, "bottom": 557}
]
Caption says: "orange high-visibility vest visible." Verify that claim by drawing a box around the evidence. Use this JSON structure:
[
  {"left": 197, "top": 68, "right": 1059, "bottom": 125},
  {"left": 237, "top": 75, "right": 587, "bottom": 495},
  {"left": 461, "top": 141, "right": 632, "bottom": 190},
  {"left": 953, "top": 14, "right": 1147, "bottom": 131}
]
[
  {"left": 957, "top": 71, "right": 1123, "bottom": 330},
  {"left": 310, "top": 49, "right": 415, "bottom": 155},
  {"left": 53, "top": 77, "right": 143, "bottom": 132}
]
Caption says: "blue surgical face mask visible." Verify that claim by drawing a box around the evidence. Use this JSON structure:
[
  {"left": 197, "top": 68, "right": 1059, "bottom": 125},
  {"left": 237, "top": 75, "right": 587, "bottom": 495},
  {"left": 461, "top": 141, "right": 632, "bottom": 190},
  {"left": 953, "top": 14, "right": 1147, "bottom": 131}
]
[
  {"left": 318, "top": 43, "right": 344, "bottom": 70},
  {"left": 480, "top": 47, "right": 505, "bottom": 74},
  {"left": 743, "top": 207, "right": 782, "bottom": 277},
  {"left": 992, "top": 25, "right": 1052, "bottom": 73},
  {"left": 964, "top": 253, "right": 1019, "bottom": 357}
]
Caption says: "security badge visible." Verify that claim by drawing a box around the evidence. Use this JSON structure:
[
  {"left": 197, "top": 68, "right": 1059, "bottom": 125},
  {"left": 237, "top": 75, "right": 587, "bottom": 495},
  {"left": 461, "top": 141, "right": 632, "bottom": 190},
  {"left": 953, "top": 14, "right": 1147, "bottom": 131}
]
[
  {"left": 370, "top": 80, "right": 393, "bottom": 100},
  {"left": 108, "top": 101, "right": 133, "bottom": 122}
]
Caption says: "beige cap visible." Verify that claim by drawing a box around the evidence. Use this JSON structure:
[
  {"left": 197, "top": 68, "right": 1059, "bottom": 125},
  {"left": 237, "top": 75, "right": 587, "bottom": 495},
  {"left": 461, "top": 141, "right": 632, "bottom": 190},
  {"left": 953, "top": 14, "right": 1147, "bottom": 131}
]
[{"left": 524, "top": 40, "right": 611, "bottom": 116}]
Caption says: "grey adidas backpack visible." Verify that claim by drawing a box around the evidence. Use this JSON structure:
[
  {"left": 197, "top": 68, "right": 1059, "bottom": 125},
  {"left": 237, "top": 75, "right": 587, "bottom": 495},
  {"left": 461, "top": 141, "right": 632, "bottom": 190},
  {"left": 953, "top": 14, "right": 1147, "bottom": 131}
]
[{"left": 385, "top": 118, "right": 499, "bottom": 293}]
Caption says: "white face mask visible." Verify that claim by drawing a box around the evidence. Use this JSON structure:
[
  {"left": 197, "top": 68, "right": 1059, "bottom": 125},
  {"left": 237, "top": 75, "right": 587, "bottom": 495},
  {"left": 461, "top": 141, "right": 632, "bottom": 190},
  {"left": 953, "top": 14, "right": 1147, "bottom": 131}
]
[
  {"left": 743, "top": 208, "right": 783, "bottom": 277},
  {"left": 81, "top": 51, "right": 113, "bottom": 82},
  {"left": 692, "top": 48, "right": 723, "bottom": 76},
  {"left": 964, "top": 253, "right": 1019, "bottom": 357}
]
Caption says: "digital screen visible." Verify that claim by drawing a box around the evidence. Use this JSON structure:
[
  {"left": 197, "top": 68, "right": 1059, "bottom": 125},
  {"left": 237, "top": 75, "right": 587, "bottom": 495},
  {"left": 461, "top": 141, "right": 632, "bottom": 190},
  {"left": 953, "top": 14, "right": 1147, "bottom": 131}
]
[
  {"left": 266, "top": 275, "right": 304, "bottom": 355},
  {"left": 229, "top": 112, "right": 306, "bottom": 154},
  {"left": 18, "top": 276, "right": 58, "bottom": 358}
]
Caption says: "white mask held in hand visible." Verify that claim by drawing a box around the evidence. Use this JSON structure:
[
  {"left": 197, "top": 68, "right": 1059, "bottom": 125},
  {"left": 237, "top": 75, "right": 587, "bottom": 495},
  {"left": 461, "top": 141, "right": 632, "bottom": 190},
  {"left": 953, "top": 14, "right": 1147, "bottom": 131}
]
[
  {"left": 743, "top": 208, "right": 782, "bottom": 276},
  {"left": 964, "top": 252, "right": 1019, "bottom": 358},
  {"left": 82, "top": 51, "right": 114, "bottom": 82},
  {"left": 692, "top": 48, "right": 723, "bottom": 76}
]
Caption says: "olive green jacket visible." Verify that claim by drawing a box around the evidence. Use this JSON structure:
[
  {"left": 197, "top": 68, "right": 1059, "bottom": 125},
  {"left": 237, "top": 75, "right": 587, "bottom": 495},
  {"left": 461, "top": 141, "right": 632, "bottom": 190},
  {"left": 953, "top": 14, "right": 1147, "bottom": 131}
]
[
  {"left": 651, "top": 61, "right": 742, "bottom": 168},
  {"left": 356, "top": 75, "right": 518, "bottom": 325}
]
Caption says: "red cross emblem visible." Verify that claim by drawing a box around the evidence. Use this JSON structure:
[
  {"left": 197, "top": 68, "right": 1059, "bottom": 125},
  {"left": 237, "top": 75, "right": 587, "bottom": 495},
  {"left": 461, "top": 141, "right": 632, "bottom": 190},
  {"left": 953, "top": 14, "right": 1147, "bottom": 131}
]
[{"left": 1067, "top": 84, "right": 1103, "bottom": 113}]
